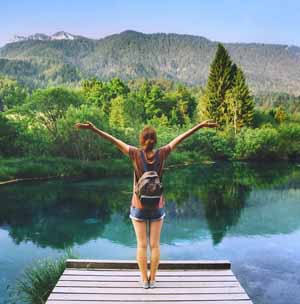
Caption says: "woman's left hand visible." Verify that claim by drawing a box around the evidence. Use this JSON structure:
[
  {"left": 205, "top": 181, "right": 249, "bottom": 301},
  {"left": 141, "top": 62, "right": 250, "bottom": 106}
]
[{"left": 199, "top": 119, "right": 218, "bottom": 128}]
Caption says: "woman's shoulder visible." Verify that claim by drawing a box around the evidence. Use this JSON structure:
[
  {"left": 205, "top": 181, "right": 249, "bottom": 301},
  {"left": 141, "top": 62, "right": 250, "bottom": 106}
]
[
  {"left": 158, "top": 143, "right": 172, "bottom": 159},
  {"left": 128, "top": 145, "right": 139, "bottom": 161}
]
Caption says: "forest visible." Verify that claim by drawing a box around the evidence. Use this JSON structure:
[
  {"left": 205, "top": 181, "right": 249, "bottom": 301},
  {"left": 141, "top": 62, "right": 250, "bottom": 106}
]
[{"left": 0, "top": 43, "right": 300, "bottom": 181}]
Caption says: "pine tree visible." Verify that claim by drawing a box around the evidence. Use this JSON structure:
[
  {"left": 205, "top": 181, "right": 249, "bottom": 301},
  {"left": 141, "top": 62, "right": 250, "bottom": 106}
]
[
  {"left": 274, "top": 106, "right": 287, "bottom": 124},
  {"left": 202, "top": 43, "right": 236, "bottom": 125},
  {"left": 225, "top": 67, "right": 254, "bottom": 134}
]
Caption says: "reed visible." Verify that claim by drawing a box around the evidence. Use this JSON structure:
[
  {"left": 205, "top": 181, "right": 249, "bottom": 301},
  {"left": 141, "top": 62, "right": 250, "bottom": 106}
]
[{"left": 12, "top": 249, "right": 78, "bottom": 304}]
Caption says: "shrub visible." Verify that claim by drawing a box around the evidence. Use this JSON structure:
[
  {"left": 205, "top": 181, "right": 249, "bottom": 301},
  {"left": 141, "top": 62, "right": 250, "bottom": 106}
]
[
  {"left": 252, "top": 109, "right": 276, "bottom": 128},
  {"left": 234, "top": 126, "right": 280, "bottom": 160},
  {"left": 0, "top": 113, "right": 20, "bottom": 156},
  {"left": 55, "top": 104, "right": 119, "bottom": 160},
  {"left": 278, "top": 123, "right": 300, "bottom": 160},
  {"left": 181, "top": 128, "right": 234, "bottom": 160}
]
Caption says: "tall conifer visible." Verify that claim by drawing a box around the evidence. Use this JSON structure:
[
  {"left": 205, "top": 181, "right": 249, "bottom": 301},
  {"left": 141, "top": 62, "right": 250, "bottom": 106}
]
[
  {"left": 225, "top": 67, "right": 254, "bottom": 133},
  {"left": 203, "top": 43, "right": 236, "bottom": 124}
]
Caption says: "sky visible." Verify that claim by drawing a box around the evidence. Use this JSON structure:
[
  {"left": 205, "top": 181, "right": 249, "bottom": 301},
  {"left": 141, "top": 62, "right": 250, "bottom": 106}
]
[{"left": 0, "top": 0, "right": 300, "bottom": 47}]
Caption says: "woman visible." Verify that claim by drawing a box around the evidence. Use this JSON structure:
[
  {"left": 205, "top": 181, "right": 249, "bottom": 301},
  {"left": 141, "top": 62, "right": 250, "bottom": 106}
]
[{"left": 74, "top": 119, "right": 217, "bottom": 288}]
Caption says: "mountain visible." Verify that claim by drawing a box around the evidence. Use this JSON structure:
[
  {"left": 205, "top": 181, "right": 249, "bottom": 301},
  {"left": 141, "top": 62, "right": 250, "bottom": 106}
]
[
  {"left": 10, "top": 31, "right": 81, "bottom": 43},
  {"left": 1, "top": 30, "right": 300, "bottom": 94}
]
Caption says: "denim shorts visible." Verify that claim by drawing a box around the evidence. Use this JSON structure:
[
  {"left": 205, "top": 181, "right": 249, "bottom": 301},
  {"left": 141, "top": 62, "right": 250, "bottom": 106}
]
[{"left": 129, "top": 206, "right": 166, "bottom": 222}]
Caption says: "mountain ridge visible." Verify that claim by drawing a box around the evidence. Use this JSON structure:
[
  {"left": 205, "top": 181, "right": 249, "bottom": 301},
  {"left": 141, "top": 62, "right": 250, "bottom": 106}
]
[
  {"left": 1, "top": 30, "right": 300, "bottom": 94},
  {"left": 5, "top": 30, "right": 300, "bottom": 48}
]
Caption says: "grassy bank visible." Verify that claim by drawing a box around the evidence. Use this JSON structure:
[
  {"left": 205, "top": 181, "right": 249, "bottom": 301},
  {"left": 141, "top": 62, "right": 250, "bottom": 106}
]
[
  {"left": 0, "top": 150, "right": 204, "bottom": 182},
  {"left": 0, "top": 156, "right": 130, "bottom": 182}
]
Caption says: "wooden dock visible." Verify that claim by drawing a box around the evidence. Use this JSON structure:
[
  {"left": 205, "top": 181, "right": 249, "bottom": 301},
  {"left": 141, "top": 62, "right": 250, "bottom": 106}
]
[{"left": 46, "top": 259, "right": 253, "bottom": 303}]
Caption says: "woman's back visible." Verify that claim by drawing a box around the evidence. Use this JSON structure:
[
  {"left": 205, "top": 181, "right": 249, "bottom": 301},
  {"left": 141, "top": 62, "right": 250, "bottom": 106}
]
[{"left": 128, "top": 144, "right": 172, "bottom": 209}]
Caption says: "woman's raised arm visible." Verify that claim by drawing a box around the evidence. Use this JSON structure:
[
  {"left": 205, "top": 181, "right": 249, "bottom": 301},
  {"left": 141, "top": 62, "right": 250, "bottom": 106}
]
[
  {"left": 74, "top": 121, "right": 130, "bottom": 155},
  {"left": 168, "top": 119, "right": 218, "bottom": 151}
]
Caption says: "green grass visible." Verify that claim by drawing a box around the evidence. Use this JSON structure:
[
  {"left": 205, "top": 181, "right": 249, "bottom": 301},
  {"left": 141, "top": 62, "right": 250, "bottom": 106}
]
[
  {"left": 0, "top": 151, "right": 207, "bottom": 182},
  {"left": 0, "top": 156, "right": 132, "bottom": 182},
  {"left": 10, "top": 249, "right": 78, "bottom": 304}
]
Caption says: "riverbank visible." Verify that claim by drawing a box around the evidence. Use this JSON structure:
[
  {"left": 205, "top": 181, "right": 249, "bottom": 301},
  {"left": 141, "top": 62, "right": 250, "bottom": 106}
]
[{"left": 0, "top": 150, "right": 203, "bottom": 183}]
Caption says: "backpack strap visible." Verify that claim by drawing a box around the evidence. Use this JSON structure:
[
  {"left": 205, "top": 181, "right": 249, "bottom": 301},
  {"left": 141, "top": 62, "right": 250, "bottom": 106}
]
[
  {"left": 140, "top": 150, "right": 148, "bottom": 172},
  {"left": 140, "top": 149, "right": 160, "bottom": 173},
  {"left": 154, "top": 149, "right": 160, "bottom": 172}
]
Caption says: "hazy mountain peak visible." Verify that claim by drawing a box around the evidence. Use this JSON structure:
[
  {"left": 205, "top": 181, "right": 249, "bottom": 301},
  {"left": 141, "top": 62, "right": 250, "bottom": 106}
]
[
  {"left": 10, "top": 31, "right": 79, "bottom": 43},
  {"left": 51, "top": 31, "right": 76, "bottom": 40}
]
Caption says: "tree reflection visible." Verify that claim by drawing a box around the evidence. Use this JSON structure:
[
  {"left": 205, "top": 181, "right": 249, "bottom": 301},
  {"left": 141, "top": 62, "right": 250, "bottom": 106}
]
[
  {"left": 0, "top": 179, "right": 131, "bottom": 248},
  {"left": 0, "top": 162, "right": 298, "bottom": 248},
  {"left": 162, "top": 163, "right": 248, "bottom": 244}
]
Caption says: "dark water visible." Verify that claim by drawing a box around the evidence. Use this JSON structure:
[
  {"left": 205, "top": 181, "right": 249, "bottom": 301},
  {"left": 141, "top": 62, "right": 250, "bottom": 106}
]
[{"left": 1, "top": 162, "right": 300, "bottom": 304}]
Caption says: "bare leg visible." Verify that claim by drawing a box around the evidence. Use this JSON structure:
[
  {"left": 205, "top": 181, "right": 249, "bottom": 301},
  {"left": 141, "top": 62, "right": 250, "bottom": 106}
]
[
  {"left": 149, "top": 218, "right": 164, "bottom": 281},
  {"left": 131, "top": 219, "right": 148, "bottom": 282}
]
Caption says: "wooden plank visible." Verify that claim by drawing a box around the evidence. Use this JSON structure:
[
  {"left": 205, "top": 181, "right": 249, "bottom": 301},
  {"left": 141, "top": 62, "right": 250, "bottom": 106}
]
[
  {"left": 66, "top": 259, "right": 231, "bottom": 269},
  {"left": 59, "top": 275, "right": 238, "bottom": 282},
  {"left": 48, "top": 293, "right": 250, "bottom": 301},
  {"left": 63, "top": 269, "right": 234, "bottom": 276},
  {"left": 53, "top": 286, "right": 245, "bottom": 294},
  {"left": 56, "top": 280, "right": 241, "bottom": 288},
  {"left": 47, "top": 301, "right": 253, "bottom": 304}
]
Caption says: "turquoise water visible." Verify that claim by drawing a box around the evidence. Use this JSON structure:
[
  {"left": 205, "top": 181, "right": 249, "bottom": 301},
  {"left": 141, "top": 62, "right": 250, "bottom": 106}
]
[{"left": 1, "top": 162, "right": 300, "bottom": 304}]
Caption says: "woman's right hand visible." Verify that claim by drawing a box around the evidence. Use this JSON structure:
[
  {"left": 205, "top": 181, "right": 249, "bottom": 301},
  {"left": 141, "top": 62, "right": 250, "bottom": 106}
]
[{"left": 74, "top": 121, "right": 95, "bottom": 130}]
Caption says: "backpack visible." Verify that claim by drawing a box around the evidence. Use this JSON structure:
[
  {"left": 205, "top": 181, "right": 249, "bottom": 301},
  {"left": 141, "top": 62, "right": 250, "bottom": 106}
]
[{"left": 134, "top": 149, "right": 163, "bottom": 209}]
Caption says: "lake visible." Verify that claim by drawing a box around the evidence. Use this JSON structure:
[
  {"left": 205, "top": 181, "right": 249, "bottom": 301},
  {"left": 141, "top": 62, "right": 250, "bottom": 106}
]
[{"left": 0, "top": 161, "right": 300, "bottom": 304}]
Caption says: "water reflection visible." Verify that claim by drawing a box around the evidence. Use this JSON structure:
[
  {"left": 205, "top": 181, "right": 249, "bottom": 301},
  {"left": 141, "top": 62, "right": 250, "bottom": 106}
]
[{"left": 0, "top": 162, "right": 299, "bottom": 249}]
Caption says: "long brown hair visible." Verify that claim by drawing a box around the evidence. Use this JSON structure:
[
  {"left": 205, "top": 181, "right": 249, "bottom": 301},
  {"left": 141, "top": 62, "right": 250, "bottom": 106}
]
[{"left": 139, "top": 126, "right": 157, "bottom": 151}]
